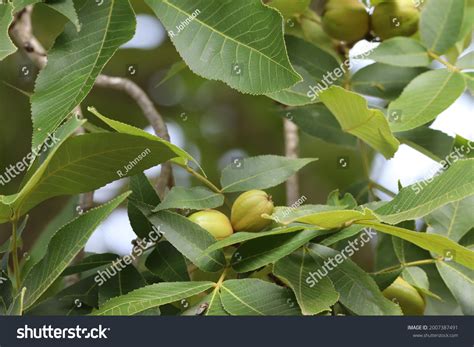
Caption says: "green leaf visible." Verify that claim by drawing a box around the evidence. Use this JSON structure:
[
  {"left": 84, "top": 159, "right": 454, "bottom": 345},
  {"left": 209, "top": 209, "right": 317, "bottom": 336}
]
[
  {"left": 402, "top": 266, "right": 440, "bottom": 300},
  {"left": 128, "top": 173, "right": 161, "bottom": 239},
  {"left": 273, "top": 249, "right": 338, "bottom": 315},
  {"left": 351, "top": 63, "right": 427, "bottom": 100},
  {"left": 205, "top": 291, "right": 228, "bottom": 316},
  {"left": 326, "top": 190, "right": 357, "bottom": 209},
  {"left": 374, "top": 159, "right": 474, "bottom": 224},
  {"left": 425, "top": 196, "right": 474, "bottom": 242},
  {"left": 280, "top": 105, "right": 356, "bottom": 148},
  {"left": 307, "top": 244, "right": 402, "bottom": 315},
  {"left": 220, "top": 155, "right": 316, "bottom": 193},
  {"left": 62, "top": 253, "right": 117, "bottom": 276},
  {"left": 31, "top": 0, "right": 136, "bottom": 148},
  {"left": 91, "top": 281, "right": 215, "bottom": 316},
  {"left": 145, "top": 241, "right": 190, "bottom": 282},
  {"left": 319, "top": 86, "right": 400, "bottom": 159},
  {"left": 370, "top": 269, "right": 403, "bottom": 291},
  {"left": 22, "top": 192, "right": 130, "bottom": 310},
  {"left": 145, "top": 0, "right": 301, "bottom": 95},
  {"left": 388, "top": 69, "right": 466, "bottom": 132},
  {"left": 7, "top": 288, "right": 26, "bottom": 316},
  {"left": 267, "top": 0, "right": 310, "bottom": 18},
  {"left": 98, "top": 265, "right": 147, "bottom": 306},
  {"left": 154, "top": 186, "right": 224, "bottom": 212},
  {"left": 134, "top": 205, "right": 226, "bottom": 272},
  {"left": 420, "top": 0, "right": 465, "bottom": 54},
  {"left": 0, "top": 3, "right": 16, "bottom": 61},
  {"left": 268, "top": 205, "right": 377, "bottom": 228},
  {"left": 320, "top": 225, "right": 364, "bottom": 246},
  {"left": 456, "top": 51, "right": 474, "bottom": 70},
  {"left": 220, "top": 279, "right": 301, "bottom": 315},
  {"left": 89, "top": 107, "right": 201, "bottom": 170},
  {"left": 266, "top": 35, "right": 341, "bottom": 106},
  {"left": 204, "top": 226, "right": 306, "bottom": 253},
  {"left": 20, "top": 197, "right": 78, "bottom": 280},
  {"left": 366, "top": 38, "right": 430, "bottom": 67},
  {"left": 397, "top": 126, "right": 454, "bottom": 162},
  {"left": 358, "top": 221, "right": 474, "bottom": 270},
  {"left": 231, "top": 229, "right": 326, "bottom": 273},
  {"left": 44, "top": 0, "right": 80, "bottom": 31},
  {"left": 2, "top": 131, "right": 183, "bottom": 222},
  {"left": 436, "top": 261, "right": 474, "bottom": 315},
  {"left": 155, "top": 60, "right": 188, "bottom": 88}
]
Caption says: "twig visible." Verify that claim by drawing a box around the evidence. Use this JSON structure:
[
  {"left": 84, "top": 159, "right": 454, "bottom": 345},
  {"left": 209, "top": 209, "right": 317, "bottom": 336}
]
[
  {"left": 283, "top": 118, "right": 300, "bottom": 205},
  {"left": 94, "top": 75, "right": 174, "bottom": 198}
]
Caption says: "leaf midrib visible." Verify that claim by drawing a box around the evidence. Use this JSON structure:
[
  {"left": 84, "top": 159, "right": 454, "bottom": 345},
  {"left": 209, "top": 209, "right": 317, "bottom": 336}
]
[{"left": 162, "top": 0, "right": 297, "bottom": 77}]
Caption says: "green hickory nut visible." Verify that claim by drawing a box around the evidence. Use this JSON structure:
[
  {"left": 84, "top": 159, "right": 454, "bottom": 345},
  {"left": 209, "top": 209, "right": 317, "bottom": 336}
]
[
  {"left": 322, "top": 0, "right": 370, "bottom": 43},
  {"left": 188, "top": 210, "right": 233, "bottom": 240},
  {"left": 383, "top": 277, "right": 426, "bottom": 315},
  {"left": 231, "top": 190, "right": 275, "bottom": 232},
  {"left": 371, "top": 0, "right": 419, "bottom": 40}
]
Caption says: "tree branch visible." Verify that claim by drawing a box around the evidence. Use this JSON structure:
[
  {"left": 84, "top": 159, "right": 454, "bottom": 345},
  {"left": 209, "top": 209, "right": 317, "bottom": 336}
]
[
  {"left": 94, "top": 75, "right": 174, "bottom": 198},
  {"left": 283, "top": 118, "right": 300, "bottom": 205}
]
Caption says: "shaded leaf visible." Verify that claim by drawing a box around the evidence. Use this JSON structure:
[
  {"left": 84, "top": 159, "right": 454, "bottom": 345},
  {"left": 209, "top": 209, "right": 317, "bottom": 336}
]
[
  {"left": 307, "top": 244, "right": 402, "bottom": 315},
  {"left": 273, "top": 249, "right": 338, "bottom": 315},
  {"left": 267, "top": 35, "right": 341, "bottom": 106},
  {"left": 98, "top": 265, "right": 147, "bottom": 306},
  {"left": 280, "top": 105, "right": 356, "bottom": 148},
  {"left": 220, "top": 279, "right": 301, "bottom": 315},
  {"left": 62, "top": 253, "right": 117, "bottom": 277},
  {"left": 352, "top": 63, "right": 427, "bottom": 100},
  {"left": 220, "top": 155, "right": 316, "bottom": 193},
  {"left": 0, "top": 3, "right": 16, "bottom": 61},
  {"left": 366, "top": 38, "right": 430, "bottom": 67},
  {"left": 436, "top": 261, "right": 474, "bottom": 315},
  {"left": 145, "top": 241, "right": 190, "bottom": 282},
  {"left": 425, "top": 196, "right": 474, "bottom": 242},
  {"left": 154, "top": 186, "right": 224, "bottom": 212},
  {"left": 134, "top": 204, "right": 226, "bottom": 272},
  {"left": 22, "top": 192, "right": 130, "bottom": 309},
  {"left": 231, "top": 229, "right": 326, "bottom": 273}
]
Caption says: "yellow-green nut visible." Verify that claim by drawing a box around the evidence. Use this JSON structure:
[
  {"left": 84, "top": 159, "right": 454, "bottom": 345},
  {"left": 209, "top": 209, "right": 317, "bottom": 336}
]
[
  {"left": 322, "top": 0, "right": 370, "bottom": 42},
  {"left": 188, "top": 210, "right": 233, "bottom": 240},
  {"left": 231, "top": 190, "right": 274, "bottom": 232},
  {"left": 383, "top": 277, "right": 426, "bottom": 315},
  {"left": 371, "top": 0, "right": 419, "bottom": 40}
]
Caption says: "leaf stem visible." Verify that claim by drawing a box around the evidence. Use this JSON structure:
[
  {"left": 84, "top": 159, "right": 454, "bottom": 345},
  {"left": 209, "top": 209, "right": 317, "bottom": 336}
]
[
  {"left": 369, "top": 180, "right": 396, "bottom": 198},
  {"left": 373, "top": 258, "right": 440, "bottom": 274},
  {"left": 10, "top": 219, "right": 21, "bottom": 292},
  {"left": 427, "top": 51, "right": 460, "bottom": 73},
  {"left": 214, "top": 267, "right": 228, "bottom": 289},
  {"left": 177, "top": 163, "right": 222, "bottom": 194}
]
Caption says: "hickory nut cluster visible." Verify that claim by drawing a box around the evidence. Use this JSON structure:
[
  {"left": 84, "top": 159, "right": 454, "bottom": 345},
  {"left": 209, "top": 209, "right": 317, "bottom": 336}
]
[
  {"left": 188, "top": 190, "right": 275, "bottom": 240},
  {"left": 322, "top": 0, "right": 420, "bottom": 43}
]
